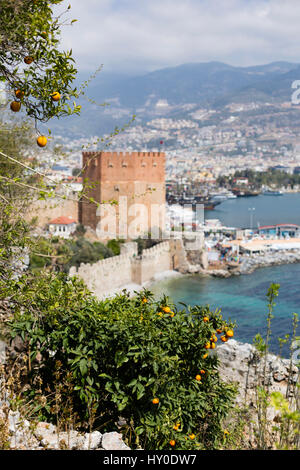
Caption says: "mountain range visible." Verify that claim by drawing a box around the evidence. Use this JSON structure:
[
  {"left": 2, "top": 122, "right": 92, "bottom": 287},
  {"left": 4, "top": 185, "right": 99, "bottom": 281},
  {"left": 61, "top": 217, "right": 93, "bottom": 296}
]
[{"left": 48, "top": 61, "right": 300, "bottom": 138}]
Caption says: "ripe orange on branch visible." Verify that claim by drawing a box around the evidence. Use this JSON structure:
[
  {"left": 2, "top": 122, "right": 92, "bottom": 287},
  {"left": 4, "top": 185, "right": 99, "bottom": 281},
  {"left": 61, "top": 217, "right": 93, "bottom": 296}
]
[
  {"left": 10, "top": 101, "right": 21, "bottom": 112},
  {"left": 152, "top": 398, "right": 159, "bottom": 405},
  {"left": 51, "top": 92, "right": 61, "bottom": 102},
  {"left": 37, "top": 136, "right": 47, "bottom": 148},
  {"left": 15, "top": 89, "right": 24, "bottom": 99},
  {"left": 24, "top": 56, "right": 34, "bottom": 64},
  {"left": 226, "top": 330, "right": 234, "bottom": 338}
]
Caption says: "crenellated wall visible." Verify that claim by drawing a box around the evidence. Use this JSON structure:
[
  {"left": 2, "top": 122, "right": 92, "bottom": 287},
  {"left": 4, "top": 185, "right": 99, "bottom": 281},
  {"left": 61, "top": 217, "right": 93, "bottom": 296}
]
[
  {"left": 69, "top": 252, "right": 133, "bottom": 295},
  {"left": 131, "top": 241, "right": 171, "bottom": 285},
  {"left": 69, "top": 241, "right": 173, "bottom": 297}
]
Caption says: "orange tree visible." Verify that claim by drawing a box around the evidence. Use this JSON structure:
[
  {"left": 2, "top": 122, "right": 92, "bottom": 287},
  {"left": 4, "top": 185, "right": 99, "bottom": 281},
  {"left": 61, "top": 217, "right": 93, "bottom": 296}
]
[
  {"left": 0, "top": 0, "right": 81, "bottom": 124},
  {"left": 5, "top": 271, "right": 237, "bottom": 450}
]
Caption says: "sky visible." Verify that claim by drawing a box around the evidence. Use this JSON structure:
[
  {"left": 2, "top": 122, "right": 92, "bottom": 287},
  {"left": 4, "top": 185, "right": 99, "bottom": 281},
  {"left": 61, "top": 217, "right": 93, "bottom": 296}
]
[{"left": 57, "top": 0, "right": 300, "bottom": 75}]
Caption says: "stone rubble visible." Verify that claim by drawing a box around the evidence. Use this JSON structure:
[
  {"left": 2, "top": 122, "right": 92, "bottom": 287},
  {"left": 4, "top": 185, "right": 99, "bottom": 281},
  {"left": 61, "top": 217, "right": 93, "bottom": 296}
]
[{"left": 1, "top": 407, "right": 130, "bottom": 450}]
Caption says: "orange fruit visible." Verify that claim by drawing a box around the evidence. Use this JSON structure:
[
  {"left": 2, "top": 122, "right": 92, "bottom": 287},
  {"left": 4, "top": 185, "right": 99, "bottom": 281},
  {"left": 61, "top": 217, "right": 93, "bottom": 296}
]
[
  {"left": 24, "top": 56, "right": 34, "bottom": 65},
  {"left": 210, "top": 342, "right": 216, "bottom": 349},
  {"left": 173, "top": 423, "right": 180, "bottom": 431},
  {"left": 226, "top": 330, "right": 234, "bottom": 338},
  {"left": 200, "top": 369, "right": 205, "bottom": 375},
  {"left": 169, "top": 440, "right": 176, "bottom": 447},
  {"left": 10, "top": 101, "right": 21, "bottom": 112},
  {"left": 203, "top": 316, "right": 209, "bottom": 323},
  {"left": 189, "top": 433, "right": 195, "bottom": 440},
  {"left": 152, "top": 398, "right": 159, "bottom": 405},
  {"left": 37, "top": 135, "right": 47, "bottom": 147},
  {"left": 202, "top": 353, "right": 208, "bottom": 359},
  {"left": 210, "top": 334, "right": 218, "bottom": 343},
  {"left": 220, "top": 335, "right": 228, "bottom": 342},
  {"left": 162, "top": 306, "right": 171, "bottom": 313},
  {"left": 195, "top": 374, "right": 201, "bottom": 381},
  {"left": 51, "top": 91, "right": 61, "bottom": 102},
  {"left": 142, "top": 298, "right": 148, "bottom": 303},
  {"left": 170, "top": 312, "right": 175, "bottom": 318},
  {"left": 204, "top": 342, "right": 211, "bottom": 349},
  {"left": 216, "top": 328, "right": 222, "bottom": 334},
  {"left": 15, "top": 89, "right": 24, "bottom": 99}
]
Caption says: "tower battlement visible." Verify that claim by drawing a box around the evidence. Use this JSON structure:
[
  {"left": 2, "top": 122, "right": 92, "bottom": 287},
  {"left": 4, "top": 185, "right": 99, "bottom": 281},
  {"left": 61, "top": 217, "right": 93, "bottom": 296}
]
[
  {"left": 79, "top": 150, "right": 166, "bottom": 235},
  {"left": 83, "top": 151, "right": 164, "bottom": 160}
]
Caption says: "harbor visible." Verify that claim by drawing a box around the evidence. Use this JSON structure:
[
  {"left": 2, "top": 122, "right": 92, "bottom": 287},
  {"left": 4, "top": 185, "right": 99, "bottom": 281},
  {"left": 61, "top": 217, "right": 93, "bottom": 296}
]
[{"left": 165, "top": 192, "right": 300, "bottom": 278}]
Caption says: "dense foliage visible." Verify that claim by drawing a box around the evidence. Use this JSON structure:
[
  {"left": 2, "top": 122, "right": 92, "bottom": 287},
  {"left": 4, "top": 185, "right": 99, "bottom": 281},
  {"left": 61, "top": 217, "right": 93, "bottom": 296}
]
[
  {"left": 5, "top": 271, "right": 236, "bottom": 450},
  {"left": 29, "top": 236, "right": 117, "bottom": 271},
  {"left": 0, "top": 0, "right": 81, "bottom": 123}
]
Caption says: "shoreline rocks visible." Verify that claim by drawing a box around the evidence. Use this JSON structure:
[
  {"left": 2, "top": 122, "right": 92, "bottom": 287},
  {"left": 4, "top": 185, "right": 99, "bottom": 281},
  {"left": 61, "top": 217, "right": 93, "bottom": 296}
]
[{"left": 192, "top": 250, "right": 300, "bottom": 278}]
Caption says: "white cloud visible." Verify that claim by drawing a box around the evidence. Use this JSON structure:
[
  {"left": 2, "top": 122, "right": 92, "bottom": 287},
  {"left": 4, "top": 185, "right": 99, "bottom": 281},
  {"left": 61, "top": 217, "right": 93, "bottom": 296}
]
[{"left": 56, "top": 0, "right": 300, "bottom": 74}]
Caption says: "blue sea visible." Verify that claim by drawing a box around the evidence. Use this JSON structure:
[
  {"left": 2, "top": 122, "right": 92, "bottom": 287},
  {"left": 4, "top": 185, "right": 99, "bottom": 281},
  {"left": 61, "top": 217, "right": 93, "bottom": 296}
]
[
  {"left": 152, "top": 194, "right": 300, "bottom": 356},
  {"left": 205, "top": 192, "right": 300, "bottom": 229}
]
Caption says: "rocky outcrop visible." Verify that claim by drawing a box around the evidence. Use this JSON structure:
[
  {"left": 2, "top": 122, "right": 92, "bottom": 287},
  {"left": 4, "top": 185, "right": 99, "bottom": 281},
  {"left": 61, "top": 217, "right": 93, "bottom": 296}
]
[{"left": 215, "top": 339, "right": 299, "bottom": 406}]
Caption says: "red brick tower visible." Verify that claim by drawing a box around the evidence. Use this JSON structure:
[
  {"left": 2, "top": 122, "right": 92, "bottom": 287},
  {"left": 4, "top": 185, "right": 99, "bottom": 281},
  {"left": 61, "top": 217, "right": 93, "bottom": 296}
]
[{"left": 79, "top": 151, "right": 166, "bottom": 239}]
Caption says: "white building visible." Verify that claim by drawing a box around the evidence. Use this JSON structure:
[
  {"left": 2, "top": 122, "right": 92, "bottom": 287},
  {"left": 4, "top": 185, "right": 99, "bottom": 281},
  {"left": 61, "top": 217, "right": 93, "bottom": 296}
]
[{"left": 48, "top": 216, "right": 77, "bottom": 239}]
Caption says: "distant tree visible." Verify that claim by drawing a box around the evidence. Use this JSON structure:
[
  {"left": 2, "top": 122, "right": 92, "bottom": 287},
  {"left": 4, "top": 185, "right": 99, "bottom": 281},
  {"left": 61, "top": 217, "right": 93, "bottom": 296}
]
[
  {"left": 106, "top": 239, "right": 124, "bottom": 256},
  {"left": 72, "top": 167, "right": 81, "bottom": 177}
]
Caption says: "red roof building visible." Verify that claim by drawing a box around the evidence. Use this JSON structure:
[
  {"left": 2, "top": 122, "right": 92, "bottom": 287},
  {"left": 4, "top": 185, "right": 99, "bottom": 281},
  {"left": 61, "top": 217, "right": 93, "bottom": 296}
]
[{"left": 48, "top": 216, "right": 77, "bottom": 238}]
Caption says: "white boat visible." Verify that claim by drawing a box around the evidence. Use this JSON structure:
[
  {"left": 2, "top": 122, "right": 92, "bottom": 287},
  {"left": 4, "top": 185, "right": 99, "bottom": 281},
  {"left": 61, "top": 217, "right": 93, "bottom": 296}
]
[{"left": 263, "top": 189, "right": 283, "bottom": 196}]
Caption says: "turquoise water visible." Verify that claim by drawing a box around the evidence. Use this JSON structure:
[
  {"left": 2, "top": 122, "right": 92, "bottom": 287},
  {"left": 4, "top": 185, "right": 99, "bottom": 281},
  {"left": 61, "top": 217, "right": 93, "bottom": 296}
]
[
  {"left": 151, "top": 265, "right": 300, "bottom": 356},
  {"left": 153, "top": 194, "right": 300, "bottom": 356}
]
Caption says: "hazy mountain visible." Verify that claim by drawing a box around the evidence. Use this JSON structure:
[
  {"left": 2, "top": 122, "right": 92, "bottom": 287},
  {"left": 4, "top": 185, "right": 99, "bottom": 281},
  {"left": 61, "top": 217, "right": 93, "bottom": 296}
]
[{"left": 48, "top": 61, "right": 300, "bottom": 138}]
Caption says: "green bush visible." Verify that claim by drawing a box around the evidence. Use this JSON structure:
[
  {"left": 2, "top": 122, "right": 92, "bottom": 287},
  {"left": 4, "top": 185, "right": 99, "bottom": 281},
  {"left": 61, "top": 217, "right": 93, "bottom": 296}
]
[
  {"left": 6, "top": 271, "right": 236, "bottom": 450},
  {"left": 29, "top": 237, "right": 114, "bottom": 272},
  {"left": 106, "top": 239, "right": 124, "bottom": 256}
]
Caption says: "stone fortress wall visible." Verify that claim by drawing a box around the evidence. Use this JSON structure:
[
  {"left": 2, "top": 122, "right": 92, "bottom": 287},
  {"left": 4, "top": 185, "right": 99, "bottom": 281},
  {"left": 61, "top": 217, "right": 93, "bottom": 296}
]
[{"left": 69, "top": 239, "right": 196, "bottom": 298}]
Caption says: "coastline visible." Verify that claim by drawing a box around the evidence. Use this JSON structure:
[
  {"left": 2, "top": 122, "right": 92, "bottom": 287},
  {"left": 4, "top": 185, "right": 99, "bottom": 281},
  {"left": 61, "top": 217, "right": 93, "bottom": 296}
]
[
  {"left": 201, "top": 249, "right": 300, "bottom": 278},
  {"left": 96, "top": 251, "right": 300, "bottom": 299}
]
